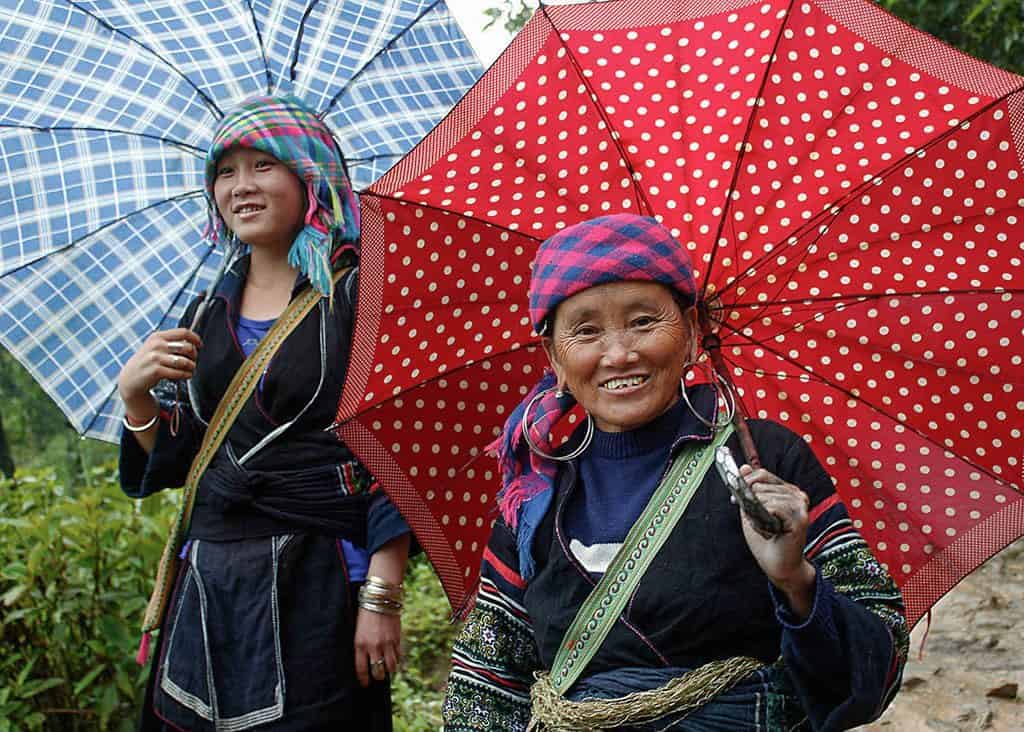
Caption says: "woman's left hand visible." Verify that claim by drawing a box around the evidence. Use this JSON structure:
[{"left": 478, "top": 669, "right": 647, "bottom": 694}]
[
  {"left": 737, "top": 464, "right": 817, "bottom": 620},
  {"left": 354, "top": 607, "right": 402, "bottom": 688}
]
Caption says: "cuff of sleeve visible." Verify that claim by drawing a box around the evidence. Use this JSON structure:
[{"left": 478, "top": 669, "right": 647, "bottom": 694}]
[
  {"left": 366, "top": 491, "right": 415, "bottom": 555},
  {"left": 118, "top": 415, "right": 184, "bottom": 498},
  {"left": 770, "top": 568, "right": 839, "bottom": 642}
]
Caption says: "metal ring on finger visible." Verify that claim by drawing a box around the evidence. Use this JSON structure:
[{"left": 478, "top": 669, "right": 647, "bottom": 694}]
[{"left": 173, "top": 354, "right": 183, "bottom": 367}]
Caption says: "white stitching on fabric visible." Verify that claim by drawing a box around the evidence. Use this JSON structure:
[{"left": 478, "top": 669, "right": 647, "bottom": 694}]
[
  {"left": 159, "top": 539, "right": 288, "bottom": 730},
  {"left": 160, "top": 560, "right": 212, "bottom": 716}
]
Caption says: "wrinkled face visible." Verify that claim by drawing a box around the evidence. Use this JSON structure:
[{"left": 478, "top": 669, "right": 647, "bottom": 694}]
[
  {"left": 543, "top": 281, "right": 695, "bottom": 433},
  {"left": 213, "top": 147, "right": 306, "bottom": 253}
]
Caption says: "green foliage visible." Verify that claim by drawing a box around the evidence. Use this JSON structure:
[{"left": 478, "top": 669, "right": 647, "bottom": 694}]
[
  {"left": 0, "top": 351, "right": 117, "bottom": 486},
  {"left": 878, "top": 0, "right": 1023, "bottom": 74},
  {"left": 0, "top": 465, "right": 173, "bottom": 731},
  {"left": 484, "top": 0, "right": 1023, "bottom": 74},
  {"left": 391, "top": 556, "right": 464, "bottom": 731},
  {"left": 482, "top": 0, "right": 536, "bottom": 34},
  {"left": 0, "top": 466, "right": 458, "bottom": 730}
]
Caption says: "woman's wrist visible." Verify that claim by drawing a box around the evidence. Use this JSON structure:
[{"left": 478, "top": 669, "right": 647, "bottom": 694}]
[
  {"left": 358, "top": 575, "right": 405, "bottom": 616},
  {"left": 122, "top": 393, "right": 159, "bottom": 422},
  {"left": 772, "top": 560, "right": 817, "bottom": 620}
]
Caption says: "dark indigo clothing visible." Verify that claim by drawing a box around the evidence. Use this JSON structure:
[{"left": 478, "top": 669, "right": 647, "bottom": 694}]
[
  {"left": 526, "top": 410, "right": 820, "bottom": 674},
  {"left": 121, "top": 256, "right": 409, "bottom": 730},
  {"left": 566, "top": 400, "right": 688, "bottom": 569},
  {"left": 152, "top": 535, "right": 391, "bottom": 732},
  {"left": 443, "top": 385, "right": 908, "bottom": 732}
]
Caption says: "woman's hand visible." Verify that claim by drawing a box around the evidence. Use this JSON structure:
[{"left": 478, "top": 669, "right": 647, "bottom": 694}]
[
  {"left": 354, "top": 607, "right": 402, "bottom": 688},
  {"left": 737, "top": 464, "right": 817, "bottom": 620},
  {"left": 117, "top": 328, "right": 202, "bottom": 411},
  {"left": 353, "top": 533, "right": 410, "bottom": 687}
]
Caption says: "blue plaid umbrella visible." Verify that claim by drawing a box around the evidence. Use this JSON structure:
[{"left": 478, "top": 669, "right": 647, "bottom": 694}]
[{"left": 0, "top": 0, "right": 481, "bottom": 441}]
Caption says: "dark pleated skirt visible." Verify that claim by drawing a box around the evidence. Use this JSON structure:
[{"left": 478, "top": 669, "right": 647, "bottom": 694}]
[{"left": 138, "top": 533, "right": 391, "bottom": 732}]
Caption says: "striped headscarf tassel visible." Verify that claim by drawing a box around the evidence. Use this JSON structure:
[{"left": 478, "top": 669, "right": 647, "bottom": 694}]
[
  {"left": 488, "top": 371, "right": 573, "bottom": 580},
  {"left": 288, "top": 178, "right": 335, "bottom": 299}
]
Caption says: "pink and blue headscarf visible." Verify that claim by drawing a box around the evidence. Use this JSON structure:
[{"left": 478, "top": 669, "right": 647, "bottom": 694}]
[
  {"left": 491, "top": 214, "right": 697, "bottom": 579},
  {"left": 204, "top": 94, "right": 359, "bottom": 298}
]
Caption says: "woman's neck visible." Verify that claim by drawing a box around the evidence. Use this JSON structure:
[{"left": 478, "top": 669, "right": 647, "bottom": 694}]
[{"left": 239, "top": 247, "right": 298, "bottom": 320}]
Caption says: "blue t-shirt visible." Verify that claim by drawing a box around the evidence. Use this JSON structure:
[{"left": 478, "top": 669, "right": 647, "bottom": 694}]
[{"left": 235, "top": 315, "right": 370, "bottom": 582}]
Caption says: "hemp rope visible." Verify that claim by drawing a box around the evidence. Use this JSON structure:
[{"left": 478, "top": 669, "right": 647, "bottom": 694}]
[{"left": 528, "top": 656, "right": 765, "bottom": 732}]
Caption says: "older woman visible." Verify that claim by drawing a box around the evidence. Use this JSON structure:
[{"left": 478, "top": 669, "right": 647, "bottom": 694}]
[
  {"left": 443, "top": 214, "right": 908, "bottom": 731},
  {"left": 118, "top": 96, "right": 410, "bottom": 730}
]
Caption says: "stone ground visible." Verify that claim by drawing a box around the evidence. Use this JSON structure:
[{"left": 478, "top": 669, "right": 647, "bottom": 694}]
[{"left": 862, "top": 539, "right": 1023, "bottom": 731}]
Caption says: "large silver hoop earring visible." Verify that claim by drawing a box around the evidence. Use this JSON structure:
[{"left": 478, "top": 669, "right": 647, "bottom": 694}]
[
  {"left": 520, "top": 388, "right": 594, "bottom": 462},
  {"left": 680, "top": 362, "right": 736, "bottom": 430}
]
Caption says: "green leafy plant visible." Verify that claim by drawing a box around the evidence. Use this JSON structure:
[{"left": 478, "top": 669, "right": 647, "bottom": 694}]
[
  {"left": 0, "top": 467, "right": 460, "bottom": 729},
  {"left": 0, "top": 466, "right": 172, "bottom": 731},
  {"left": 391, "top": 556, "right": 464, "bottom": 731},
  {"left": 483, "top": 0, "right": 536, "bottom": 34},
  {"left": 877, "top": 0, "right": 1023, "bottom": 74}
]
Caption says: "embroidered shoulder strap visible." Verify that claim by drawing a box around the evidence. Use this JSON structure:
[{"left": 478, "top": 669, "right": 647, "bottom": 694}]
[
  {"left": 546, "top": 423, "right": 735, "bottom": 696},
  {"left": 139, "top": 268, "right": 351, "bottom": 639}
]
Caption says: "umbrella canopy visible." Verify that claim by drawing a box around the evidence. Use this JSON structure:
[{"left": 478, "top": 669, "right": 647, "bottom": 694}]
[
  {"left": 0, "top": 0, "right": 481, "bottom": 441},
  {"left": 338, "top": 0, "right": 1024, "bottom": 620}
]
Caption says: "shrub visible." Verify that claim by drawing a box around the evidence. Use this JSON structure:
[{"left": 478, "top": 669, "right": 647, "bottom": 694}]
[
  {"left": 0, "top": 467, "right": 457, "bottom": 730},
  {"left": 0, "top": 466, "right": 171, "bottom": 731}
]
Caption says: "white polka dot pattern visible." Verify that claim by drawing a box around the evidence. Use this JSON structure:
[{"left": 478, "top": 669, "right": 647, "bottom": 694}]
[{"left": 340, "top": 0, "right": 1024, "bottom": 619}]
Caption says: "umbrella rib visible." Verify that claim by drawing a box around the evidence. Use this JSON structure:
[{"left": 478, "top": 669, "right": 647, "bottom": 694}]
[
  {"left": 728, "top": 286, "right": 1024, "bottom": 342},
  {"left": 701, "top": 0, "right": 799, "bottom": 296},
  {"left": 718, "top": 82, "right": 1024, "bottom": 301},
  {"left": 242, "top": 0, "right": 274, "bottom": 94},
  {"left": 357, "top": 190, "right": 544, "bottom": 242},
  {"left": 728, "top": 287, "right": 1024, "bottom": 311},
  {"left": 81, "top": 240, "right": 219, "bottom": 437},
  {"left": 345, "top": 153, "right": 403, "bottom": 164},
  {"left": 0, "top": 191, "right": 206, "bottom": 280},
  {"left": 538, "top": 4, "right": 655, "bottom": 217},
  {"left": 63, "top": 1, "right": 222, "bottom": 118},
  {"left": 717, "top": 320, "right": 1021, "bottom": 494},
  {"left": 726, "top": 292, "right": 1024, "bottom": 386},
  {"left": 0, "top": 124, "right": 206, "bottom": 157},
  {"left": 288, "top": 0, "right": 321, "bottom": 85},
  {"left": 318, "top": 0, "right": 445, "bottom": 119}
]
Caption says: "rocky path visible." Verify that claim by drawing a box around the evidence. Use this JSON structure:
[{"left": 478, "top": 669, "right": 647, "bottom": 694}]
[{"left": 864, "top": 539, "right": 1023, "bottom": 731}]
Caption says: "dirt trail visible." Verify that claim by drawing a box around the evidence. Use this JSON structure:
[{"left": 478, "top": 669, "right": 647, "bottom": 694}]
[{"left": 863, "top": 539, "right": 1023, "bottom": 731}]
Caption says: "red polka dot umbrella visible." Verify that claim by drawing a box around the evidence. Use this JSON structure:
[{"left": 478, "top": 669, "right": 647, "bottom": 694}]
[{"left": 335, "top": 0, "right": 1024, "bottom": 622}]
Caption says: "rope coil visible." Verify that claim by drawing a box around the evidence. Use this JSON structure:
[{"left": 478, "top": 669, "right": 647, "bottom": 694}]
[{"left": 527, "top": 657, "right": 764, "bottom": 732}]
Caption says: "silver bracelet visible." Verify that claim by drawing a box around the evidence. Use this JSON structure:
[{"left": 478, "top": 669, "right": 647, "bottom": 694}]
[{"left": 122, "top": 413, "right": 159, "bottom": 432}]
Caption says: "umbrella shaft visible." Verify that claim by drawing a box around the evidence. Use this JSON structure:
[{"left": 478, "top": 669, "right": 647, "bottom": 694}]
[{"left": 698, "top": 313, "right": 761, "bottom": 470}]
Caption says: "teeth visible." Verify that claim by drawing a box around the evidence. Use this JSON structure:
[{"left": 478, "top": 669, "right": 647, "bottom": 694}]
[
  {"left": 602, "top": 376, "right": 645, "bottom": 390},
  {"left": 237, "top": 206, "right": 261, "bottom": 214}
]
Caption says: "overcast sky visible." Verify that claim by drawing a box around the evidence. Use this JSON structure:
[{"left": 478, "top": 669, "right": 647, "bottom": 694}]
[{"left": 445, "top": 1, "right": 514, "bottom": 65}]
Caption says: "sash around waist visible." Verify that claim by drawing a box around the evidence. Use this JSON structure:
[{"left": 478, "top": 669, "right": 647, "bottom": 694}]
[{"left": 187, "top": 458, "right": 370, "bottom": 544}]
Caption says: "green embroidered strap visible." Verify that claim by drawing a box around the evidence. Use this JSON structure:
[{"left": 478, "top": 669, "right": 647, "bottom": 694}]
[
  {"left": 547, "top": 423, "right": 735, "bottom": 696},
  {"left": 141, "top": 268, "right": 350, "bottom": 633}
]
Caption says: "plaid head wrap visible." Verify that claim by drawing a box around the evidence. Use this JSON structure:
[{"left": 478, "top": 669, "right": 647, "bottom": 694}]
[
  {"left": 491, "top": 214, "right": 697, "bottom": 579},
  {"left": 205, "top": 95, "right": 359, "bottom": 298},
  {"left": 529, "top": 214, "right": 697, "bottom": 332}
]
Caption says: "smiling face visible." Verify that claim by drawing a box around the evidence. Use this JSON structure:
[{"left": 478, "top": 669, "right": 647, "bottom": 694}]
[
  {"left": 543, "top": 281, "right": 696, "bottom": 433},
  {"left": 212, "top": 147, "right": 306, "bottom": 253}
]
